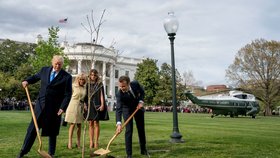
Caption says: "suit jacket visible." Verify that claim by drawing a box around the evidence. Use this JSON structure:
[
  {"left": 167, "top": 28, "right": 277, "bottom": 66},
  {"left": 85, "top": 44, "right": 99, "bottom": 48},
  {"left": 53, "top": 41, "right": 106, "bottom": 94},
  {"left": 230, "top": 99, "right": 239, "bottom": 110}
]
[
  {"left": 25, "top": 66, "right": 72, "bottom": 136},
  {"left": 115, "top": 80, "right": 144, "bottom": 123}
]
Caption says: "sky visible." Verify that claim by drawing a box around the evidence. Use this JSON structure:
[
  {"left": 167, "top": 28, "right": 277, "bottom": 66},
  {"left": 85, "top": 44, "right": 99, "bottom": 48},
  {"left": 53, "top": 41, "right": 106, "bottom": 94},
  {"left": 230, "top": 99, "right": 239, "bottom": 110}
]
[{"left": 1, "top": 0, "right": 280, "bottom": 86}]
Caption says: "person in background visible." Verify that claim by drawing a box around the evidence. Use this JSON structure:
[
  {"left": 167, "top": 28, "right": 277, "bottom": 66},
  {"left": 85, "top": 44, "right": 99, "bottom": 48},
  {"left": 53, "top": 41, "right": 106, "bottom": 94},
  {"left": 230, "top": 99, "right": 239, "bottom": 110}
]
[
  {"left": 17, "top": 55, "right": 72, "bottom": 158},
  {"left": 65, "top": 73, "right": 87, "bottom": 149},
  {"left": 115, "top": 76, "right": 149, "bottom": 158},
  {"left": 84, "top": 69, "right": 106, "bottom": 150}
]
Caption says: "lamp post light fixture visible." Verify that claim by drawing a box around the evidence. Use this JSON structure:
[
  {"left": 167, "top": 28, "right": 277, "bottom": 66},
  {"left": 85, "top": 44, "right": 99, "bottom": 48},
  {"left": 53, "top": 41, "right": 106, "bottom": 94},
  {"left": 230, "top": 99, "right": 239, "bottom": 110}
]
[{"left": 164, "top": 11, "right": 184, "bottom": 143}]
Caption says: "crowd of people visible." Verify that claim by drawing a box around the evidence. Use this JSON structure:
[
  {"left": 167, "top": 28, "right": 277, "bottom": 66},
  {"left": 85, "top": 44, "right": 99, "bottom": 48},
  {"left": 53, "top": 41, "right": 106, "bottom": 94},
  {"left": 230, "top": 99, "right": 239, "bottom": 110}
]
[
  {"left": 0, "top": 100, "right": 29, "bottom": 111},
  {"left": 144, "top": 105, "right": 211, "bottom": 114}
]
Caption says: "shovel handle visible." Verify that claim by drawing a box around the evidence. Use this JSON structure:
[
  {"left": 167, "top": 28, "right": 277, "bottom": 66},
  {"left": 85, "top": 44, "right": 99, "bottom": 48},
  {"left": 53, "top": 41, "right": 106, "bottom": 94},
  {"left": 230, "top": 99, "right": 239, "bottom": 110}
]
[
  {"left": 121, "top": 107, "right": 141, "bottom": 129},
  {"left": 105, "top": 107, "right": 141, "bottom": 150},
  {"left": 25, "top": 87, "right": 43, "bottom": 148}
]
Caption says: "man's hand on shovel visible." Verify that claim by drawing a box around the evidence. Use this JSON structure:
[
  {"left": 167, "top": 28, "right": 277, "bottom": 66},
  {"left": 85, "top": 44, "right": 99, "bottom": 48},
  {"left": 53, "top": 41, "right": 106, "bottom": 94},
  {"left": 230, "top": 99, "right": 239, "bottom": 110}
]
[
  {"left": 116, "top": 124, "right": 122, "bottom": 134},
  {"left": 115, "top": 103, "right": 143, "bottom": 135}
]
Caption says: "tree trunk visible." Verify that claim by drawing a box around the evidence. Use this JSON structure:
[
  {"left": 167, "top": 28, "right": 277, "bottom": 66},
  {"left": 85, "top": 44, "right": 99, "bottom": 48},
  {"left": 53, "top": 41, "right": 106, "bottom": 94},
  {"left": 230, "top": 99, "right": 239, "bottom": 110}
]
[{"left": 265, "top": 105, "right": 272, "bottom": 116}]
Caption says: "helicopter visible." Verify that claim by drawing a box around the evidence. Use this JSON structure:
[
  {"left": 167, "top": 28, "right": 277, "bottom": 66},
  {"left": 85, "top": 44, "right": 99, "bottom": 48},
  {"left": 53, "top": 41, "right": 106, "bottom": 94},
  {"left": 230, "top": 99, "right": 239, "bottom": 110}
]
[{"left": 184, "top": 90, "right": 260, "bottom": 118}]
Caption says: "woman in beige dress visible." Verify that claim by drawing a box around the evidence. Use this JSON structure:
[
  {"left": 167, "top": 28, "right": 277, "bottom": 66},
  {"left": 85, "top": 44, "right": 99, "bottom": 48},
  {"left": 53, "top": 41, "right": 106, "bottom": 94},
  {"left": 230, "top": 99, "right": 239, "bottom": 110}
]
[{"left": 65, "top": 73, "right": 87, "bottom": 149}]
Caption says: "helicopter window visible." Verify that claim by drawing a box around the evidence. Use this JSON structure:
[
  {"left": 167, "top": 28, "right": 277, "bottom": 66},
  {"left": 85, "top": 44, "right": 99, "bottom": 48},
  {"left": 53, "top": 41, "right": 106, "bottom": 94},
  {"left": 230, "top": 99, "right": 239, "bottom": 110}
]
[
  {"left": 234, "top": 95, "right": 242, "bottom": 99},
  {"left": 234, "top": 94, "right": 247, "bottom": 99},
  {"left": 247, "top": 95, "right": 254, "bottom": 99}
]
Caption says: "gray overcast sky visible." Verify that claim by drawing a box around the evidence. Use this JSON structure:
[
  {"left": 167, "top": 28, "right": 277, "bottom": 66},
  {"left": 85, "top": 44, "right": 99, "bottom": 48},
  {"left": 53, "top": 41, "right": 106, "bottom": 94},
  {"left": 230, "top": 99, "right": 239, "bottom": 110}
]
[{"left": 1, "top": 0, "right": 280, "bottom": 86}]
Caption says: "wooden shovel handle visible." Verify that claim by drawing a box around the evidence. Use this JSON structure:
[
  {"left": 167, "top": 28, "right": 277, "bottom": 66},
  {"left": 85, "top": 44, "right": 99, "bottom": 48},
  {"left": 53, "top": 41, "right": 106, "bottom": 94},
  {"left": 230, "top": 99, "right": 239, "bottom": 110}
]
[
  {"left": 25, "top": 87, "right": 42, "bottom": 148},
  {"left": 105, "top": 107, "right": 141, "bottom": 150},
  {"left": 122, "top": 107, "right": 140, "bottom": 129}
]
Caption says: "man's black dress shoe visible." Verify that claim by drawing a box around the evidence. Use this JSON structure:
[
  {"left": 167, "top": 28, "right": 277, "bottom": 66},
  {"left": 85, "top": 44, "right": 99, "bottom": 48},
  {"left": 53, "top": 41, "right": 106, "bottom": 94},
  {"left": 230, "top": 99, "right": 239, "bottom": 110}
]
[
  {"left": 16, "top": 151, "right": 24, "bottom": 158},
  {"left": 16, "top": 154, "right": 23, "bottom": 158},
  {"left": 141, "top": 149, "right": 150, "bottom": 157}
]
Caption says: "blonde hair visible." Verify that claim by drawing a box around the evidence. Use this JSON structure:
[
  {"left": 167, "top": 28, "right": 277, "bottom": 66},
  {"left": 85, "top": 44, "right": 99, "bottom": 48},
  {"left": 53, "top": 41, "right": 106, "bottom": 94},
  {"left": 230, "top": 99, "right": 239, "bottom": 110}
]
[{"left": 74, "top": 73, "right": 87, "bottom": 85}]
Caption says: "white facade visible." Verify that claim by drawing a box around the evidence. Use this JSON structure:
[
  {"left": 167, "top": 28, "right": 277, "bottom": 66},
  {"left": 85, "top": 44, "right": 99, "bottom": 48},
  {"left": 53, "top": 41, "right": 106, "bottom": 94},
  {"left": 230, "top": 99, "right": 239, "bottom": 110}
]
[{"left": 62, "top": 42, "right": 141, "bottom": 106}]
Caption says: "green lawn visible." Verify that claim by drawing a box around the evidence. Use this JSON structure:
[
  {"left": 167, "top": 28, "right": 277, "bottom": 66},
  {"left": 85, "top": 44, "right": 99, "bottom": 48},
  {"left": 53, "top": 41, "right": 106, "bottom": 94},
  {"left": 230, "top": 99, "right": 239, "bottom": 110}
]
[{"left": 0, "top": 111, "right": 279, "bottom": 158}]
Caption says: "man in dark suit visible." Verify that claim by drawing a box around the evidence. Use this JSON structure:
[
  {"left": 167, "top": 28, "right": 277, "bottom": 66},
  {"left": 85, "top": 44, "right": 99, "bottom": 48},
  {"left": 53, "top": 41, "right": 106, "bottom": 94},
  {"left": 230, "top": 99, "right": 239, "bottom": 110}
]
[
  {"left": 17, "top": 55, "right": 72, "bottom": 158},
  {"left": 116, "top": 76, "right": 149, "bottom": 158}
]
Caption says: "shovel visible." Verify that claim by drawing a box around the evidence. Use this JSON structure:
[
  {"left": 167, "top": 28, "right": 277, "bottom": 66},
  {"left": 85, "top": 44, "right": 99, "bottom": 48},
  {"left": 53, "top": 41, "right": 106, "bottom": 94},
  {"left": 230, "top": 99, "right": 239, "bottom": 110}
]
[
  {"left": 93, "top": 107, "right": 141, "bottom": 156},
  {"left": 25, "top": 87, "right": 52, "bottom": 158}
]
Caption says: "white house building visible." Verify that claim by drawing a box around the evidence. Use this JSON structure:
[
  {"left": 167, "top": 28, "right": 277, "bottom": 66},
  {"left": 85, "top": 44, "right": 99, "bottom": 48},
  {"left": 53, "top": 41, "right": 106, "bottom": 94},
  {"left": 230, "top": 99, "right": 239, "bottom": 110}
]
[{"left": 61, "top": 41, "right": 142, "bottom": 107}]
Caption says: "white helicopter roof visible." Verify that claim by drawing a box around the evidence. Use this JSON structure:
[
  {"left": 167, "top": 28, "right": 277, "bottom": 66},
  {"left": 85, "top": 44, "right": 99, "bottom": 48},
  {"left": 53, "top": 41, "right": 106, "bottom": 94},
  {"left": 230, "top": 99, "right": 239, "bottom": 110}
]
[{"left": 198, "top": 90, "right": 256, "bottom": 101}]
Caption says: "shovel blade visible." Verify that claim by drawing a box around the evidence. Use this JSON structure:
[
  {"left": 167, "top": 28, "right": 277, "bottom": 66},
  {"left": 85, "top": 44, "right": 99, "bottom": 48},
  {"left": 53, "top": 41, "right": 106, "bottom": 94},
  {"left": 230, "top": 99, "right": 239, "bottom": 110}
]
[
  {"left": 38, "top": 150, "right": 52, "bottom": 158},
  {"left": 94, "top": 148, "right": 111, "bottom": 156}
]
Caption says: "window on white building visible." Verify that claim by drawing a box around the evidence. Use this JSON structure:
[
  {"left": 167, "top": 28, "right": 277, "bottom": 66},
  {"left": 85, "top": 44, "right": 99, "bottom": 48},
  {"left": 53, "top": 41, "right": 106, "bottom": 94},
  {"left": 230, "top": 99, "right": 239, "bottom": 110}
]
[
  {"left": 115, "top": 86, "right": 119, "bottom": 95},
  {"left": 106, "top": 64, "right": 110, "bottom": 77},
  {"left": 125, "top": 70, "right": 129, "bottom": 76},
  {"left": 106, "top": 85, "right": 110, "bottom": 98},
  {"left": 115, "top": 70, "right": 119, "bottom": 79}
]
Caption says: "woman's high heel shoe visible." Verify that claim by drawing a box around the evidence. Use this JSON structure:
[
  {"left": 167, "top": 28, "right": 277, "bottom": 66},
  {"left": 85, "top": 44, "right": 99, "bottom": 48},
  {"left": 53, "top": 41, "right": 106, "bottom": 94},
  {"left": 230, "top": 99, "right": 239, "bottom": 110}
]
[
  {"left": 75, "top": 144, "right": 80, "bottom": 149},
  {"left": 67, "top": 144, "right": 72, "bottom": 149},
  {"left": 94, "top": 143, "right": 99, "bottom": 149}
]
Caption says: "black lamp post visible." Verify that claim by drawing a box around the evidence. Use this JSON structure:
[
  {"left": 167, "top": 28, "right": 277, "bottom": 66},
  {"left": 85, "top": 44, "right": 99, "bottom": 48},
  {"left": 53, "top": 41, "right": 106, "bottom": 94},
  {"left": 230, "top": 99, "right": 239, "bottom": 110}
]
[{"left": 164, "top": 12, "right": 184, "bottom": 143}]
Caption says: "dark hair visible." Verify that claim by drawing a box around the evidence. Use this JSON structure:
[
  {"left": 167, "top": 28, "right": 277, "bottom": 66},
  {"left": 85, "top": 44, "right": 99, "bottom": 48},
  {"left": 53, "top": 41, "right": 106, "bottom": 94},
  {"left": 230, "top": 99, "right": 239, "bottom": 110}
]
[
  {"left": 90, "top": 69, "right": 98, "bottom": 75},
  {"left": 89, "top": 69, "right": 100, "bottom": 82},
  {"left": 119, "top": 75, "right": 130, "bottom": 84}
]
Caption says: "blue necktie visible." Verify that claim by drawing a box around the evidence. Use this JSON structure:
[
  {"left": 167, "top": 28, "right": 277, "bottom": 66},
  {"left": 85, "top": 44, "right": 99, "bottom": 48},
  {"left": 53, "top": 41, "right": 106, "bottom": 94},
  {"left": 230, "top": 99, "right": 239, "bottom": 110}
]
[{"left": 50, "top": 71, "right": 56, "bottom": 82}]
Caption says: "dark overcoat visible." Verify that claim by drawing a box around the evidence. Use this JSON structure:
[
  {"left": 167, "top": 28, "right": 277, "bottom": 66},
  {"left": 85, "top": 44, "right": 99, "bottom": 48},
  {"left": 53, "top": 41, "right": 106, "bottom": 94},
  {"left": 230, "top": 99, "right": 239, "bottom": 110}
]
[{"left": 25, "top": 66, "right": 72, "bottom": 136}]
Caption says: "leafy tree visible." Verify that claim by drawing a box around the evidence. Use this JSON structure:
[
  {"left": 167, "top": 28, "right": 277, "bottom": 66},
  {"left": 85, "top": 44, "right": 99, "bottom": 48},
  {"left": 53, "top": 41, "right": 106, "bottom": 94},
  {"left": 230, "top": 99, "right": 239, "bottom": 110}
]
[
  {"left": 0, "top": 39, "right": 36, "bottom": 75},
  {"left": 0, "top": 71, "right": 23, "bottom": 106},
  {"left": 0, "top": 72, "right": 13, "bottom": 100},
  {"left": 153, "top": 63, "right": 172, "bottom": 105},
  {"left": 226, "top": 39, "right": 280, "bottom": 115},
  {"left": 153, "top": 62, "right": 186, "bottom": 106},
  {"left": 14, "top": 63, "right": 38, "bottom": 100},
  {"left": 30, "top": 26, "right": 69, "bottom": 73},
  {"left": 134, "top": 58, "right": 160, "bottom": 105},
  {"left": 0, "top": 39, "right": 36, "bottom": 101}
]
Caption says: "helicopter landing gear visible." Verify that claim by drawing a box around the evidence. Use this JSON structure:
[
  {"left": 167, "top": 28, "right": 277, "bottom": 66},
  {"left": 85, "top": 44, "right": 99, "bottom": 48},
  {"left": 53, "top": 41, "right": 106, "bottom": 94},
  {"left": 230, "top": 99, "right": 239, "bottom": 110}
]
[{"left": 252, "top": 115, "right": 256, "bottom": 119}]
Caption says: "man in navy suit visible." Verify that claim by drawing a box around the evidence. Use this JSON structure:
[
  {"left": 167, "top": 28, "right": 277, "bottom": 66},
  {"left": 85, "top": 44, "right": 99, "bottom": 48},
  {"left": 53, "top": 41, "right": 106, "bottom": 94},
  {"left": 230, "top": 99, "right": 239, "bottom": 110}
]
[
  {"left": 17, "top": 55, "right": 72, "bottom": 158},
  {"left": 116, "top": 76, "right": 149, "bottom": 158}
]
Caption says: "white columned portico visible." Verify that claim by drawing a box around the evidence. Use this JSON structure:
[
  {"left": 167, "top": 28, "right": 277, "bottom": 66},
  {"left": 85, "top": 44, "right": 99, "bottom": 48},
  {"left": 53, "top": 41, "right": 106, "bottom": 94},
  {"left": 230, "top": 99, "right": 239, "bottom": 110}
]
[
  {"left": 102, "top": 61, "right": 107, "bottom": 96},
  {"left": 62, "top": 42, "right": 141, "bottom": 109},
  {"left": 78, "top": 59, "right": 82, "bottom": 74},
  {"left": 110, "top": 64, "right": 115, "bottom": 99},
  {"left": 91, "top": 60, "right": 95, "bottom": 69}
]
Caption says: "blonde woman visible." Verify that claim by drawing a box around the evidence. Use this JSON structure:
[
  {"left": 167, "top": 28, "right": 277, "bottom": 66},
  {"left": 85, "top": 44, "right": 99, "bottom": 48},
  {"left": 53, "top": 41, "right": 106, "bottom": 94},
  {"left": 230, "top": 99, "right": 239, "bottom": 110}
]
[
  {"left": 84, "top": 69, "right": 107, "bottom": 150},
  {"left": 65, "top": 73, "right": 87, "bottom": 149}
]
